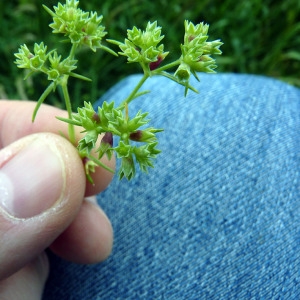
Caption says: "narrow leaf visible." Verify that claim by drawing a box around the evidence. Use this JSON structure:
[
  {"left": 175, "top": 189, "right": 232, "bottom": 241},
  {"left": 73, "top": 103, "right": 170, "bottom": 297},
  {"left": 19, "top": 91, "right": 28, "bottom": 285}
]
[{"left": 32, "top": 82, "right": 55, "bottom": 122}]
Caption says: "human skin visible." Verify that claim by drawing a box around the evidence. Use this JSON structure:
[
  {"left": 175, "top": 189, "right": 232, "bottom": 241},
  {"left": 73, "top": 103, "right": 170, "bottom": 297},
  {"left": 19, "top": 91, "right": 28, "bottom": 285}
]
[{"left": 0, "top": 100, "right": 115, "bottom": 299}]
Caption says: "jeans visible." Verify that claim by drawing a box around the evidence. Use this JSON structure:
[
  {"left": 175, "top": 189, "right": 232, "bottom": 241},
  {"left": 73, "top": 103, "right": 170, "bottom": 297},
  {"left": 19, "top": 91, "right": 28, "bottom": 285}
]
[{"left": 44, "top": 73, "right": 300, "bottom": 299}]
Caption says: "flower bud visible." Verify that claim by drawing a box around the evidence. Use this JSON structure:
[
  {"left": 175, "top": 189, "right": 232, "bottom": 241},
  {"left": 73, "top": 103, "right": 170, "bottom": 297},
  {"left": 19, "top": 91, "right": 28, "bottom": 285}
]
[
  {"left": 129, "top": 128, "right": 162, "bottom": 142},
  {"left": 102, "top": 132, "right": 113, "bottom": 147},
  {"left": 97, "top": 132, "right": 113, "bottom": 160},
  {"left": 92, "top": 112, "right": 101, "bottom": 123},
  {"left": 174, "top": 63, "right": 191, "bottom": 82},
  {"left": 129, "top": 130, "right": 143, "bottom": 141}
]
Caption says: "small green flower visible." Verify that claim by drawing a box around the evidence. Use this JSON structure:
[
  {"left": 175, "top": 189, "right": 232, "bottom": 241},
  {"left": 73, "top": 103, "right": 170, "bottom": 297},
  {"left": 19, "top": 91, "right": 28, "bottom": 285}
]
[
  {"left": 119, "top": 156, "right": 135, "bottom": 180},
  {"left": 68, "top": 101, "right": 100, "bottom": 130},
  {"left": 45, "top": 0, "right": 88, "bottom": 36},
  {"left": 15, "top": 42, "right": 48, "bottom": 71},
  {"left": 133, "top": 142, "right": 161, "bottom": 173},
  {"left": 113, "top": 21, "right": 169, "bottom": 68},
  {"left": 175, "top": 20, "right": 223, "bottom": 82},
  {"left": 96, "top": 101, "right": 117, "bottom": 129},
  {"left": 174, "top": 62, "right": 191, "bottom": 82},
  {"left": 49, "top": 52, "right": 77, "bottom": 73},
  {"left": 115, "top": 141, "right": 132, "bottom": 158},
  {"left": 78, "top": 129, "right": 99, "bottom": 153},
  {"left": 14, "top": 44, "right": 32, "bottom": 69},
  {"left": 44, "top": 0, "right": 107, "bottom": 52},
  {"left": 33, "top": 42, "right": 49, "bottom": 61},
  {"left": 127, "top": 111, "right": 149, "bottom": 131},
  {"left": 184, "top": 21, "right": 209, "bottom": 44},
  {"left": 81, "top": 12, "right": 106, "bottom": 51},
  {"left": 47, "top": 68, "right": 60, "bottom": 81},
  {"left": 46, "top": 51, "right": 77, "bottom": 82}
]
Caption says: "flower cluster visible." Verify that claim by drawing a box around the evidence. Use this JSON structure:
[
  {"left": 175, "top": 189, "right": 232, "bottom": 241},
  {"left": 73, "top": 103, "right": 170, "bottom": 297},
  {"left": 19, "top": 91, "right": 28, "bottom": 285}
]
[
  {"left": 175, "top": 21, "right": 223, "bottom": 83},
  {"left": 14, "top": 42, "right": 82, "bottom": 84},
  {"left": 14, "top": 43, "right": 48, "bottom": 71},
  {"left": 58, "top": 101, "right": 162, "bottom": 180},
  {"left": 47, "top": 52, "right": 77, "bottom": 81},
  {"left": 43, "top": 0, "right": 107, "bottom": 52},
  {"left": 14, "top": 0, "right": 223, "bottom": 181},
  {"left": 108, "top": 20, "right": 222, "bottom": 96},
  {"left": 14, "top": 0, "right": 116, "bottom": 129},
  {"left": 15, "top": 1, "right": 116, "bottom": 87},
  {"left": 109, "top": 21, "right": 169, "bottom": 72}
]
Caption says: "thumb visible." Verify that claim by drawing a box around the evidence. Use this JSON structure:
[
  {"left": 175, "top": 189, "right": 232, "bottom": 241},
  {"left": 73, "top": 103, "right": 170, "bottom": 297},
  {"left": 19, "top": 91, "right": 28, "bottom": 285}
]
[
  {"left": 0, "top": 252, "right": 49, "bottom": 300},
  {"left": 0, "top": 133, "right": 86, "bottom": 280}
]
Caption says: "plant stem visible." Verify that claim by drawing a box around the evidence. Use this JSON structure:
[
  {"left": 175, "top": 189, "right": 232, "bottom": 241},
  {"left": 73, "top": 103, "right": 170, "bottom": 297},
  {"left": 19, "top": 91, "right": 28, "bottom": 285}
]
[
  {"left": 61, "top": 43, "right": 78, "bottom": 145},
  {"left": 69, "top": 43, "right": 78, "bottom": 60},
  {"left": 119, "top": 59, "right": 181, "bottom": 109},
  {"left": 153, "top": 59, "right": 181, "bottom": 73},
  {"left": 120, "top": 73, "right": 149, "bottom": 107},
  {"left": 61, "top": 79, "right": 76, "bottom": 145},
  {"left": 87, "top": 154, "right": 115, "bottom": 173}
]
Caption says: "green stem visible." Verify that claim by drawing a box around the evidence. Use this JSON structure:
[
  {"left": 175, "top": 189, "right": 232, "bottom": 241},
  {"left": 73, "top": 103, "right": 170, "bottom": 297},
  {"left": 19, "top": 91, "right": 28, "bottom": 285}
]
[
  {"left": 61, "top": 79, "right": 76, "bottom": 145},
  {"left": 87, "top": 154, "right": 115, "bottom": 174},
  {"left": 152, "top": 58, "right": 181, "bottom": 73},
  {"left": 61, "top": 43, "right": 78, "bottom": 145},
  {"left": 119, "top": 59, "right": 181, "bottom": 109},
  {"left": 69, "top": 43, "right": 78, "bottom": 60},
  {"left": 120, "top": 73, "right": 149, "bottom": 107}
]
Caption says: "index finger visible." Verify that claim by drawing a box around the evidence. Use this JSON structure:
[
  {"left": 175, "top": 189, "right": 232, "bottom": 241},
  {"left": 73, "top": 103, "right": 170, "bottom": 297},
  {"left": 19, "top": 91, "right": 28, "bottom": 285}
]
[
  {"left": 0, "top": 100, "right": 72, "bottom": 147},
  {"left": 0, "top": 100, "right": 115, "bottom": 195}
]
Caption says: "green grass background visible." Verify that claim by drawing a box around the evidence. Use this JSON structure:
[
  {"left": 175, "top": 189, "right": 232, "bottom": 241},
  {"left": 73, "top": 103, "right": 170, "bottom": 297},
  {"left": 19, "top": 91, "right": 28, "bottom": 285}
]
[{"left": 0, "top": 0, "right": 299, "bottom": 109}]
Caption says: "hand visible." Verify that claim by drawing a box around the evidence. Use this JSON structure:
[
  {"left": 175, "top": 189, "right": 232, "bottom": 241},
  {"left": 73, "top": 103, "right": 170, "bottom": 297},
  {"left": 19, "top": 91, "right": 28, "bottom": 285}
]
[{"left": 0, "top": 100, "right": 115, "bottom": 299}]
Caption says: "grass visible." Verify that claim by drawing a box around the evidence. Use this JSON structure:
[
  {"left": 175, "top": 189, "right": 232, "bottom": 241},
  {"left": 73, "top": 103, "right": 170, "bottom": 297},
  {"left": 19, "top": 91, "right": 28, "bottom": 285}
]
[{"left": 1, "top": 0, "right": 299, "bottom": 109}]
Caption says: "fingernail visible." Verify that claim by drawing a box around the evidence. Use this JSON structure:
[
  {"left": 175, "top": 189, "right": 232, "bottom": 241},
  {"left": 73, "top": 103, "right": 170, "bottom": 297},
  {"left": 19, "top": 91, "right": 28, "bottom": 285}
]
[
  {"left": 0, "top": 138, "right": 64, "bottom": 219},
  {"left": 85, "top": 196, "right": 97, "bottom": 205}
]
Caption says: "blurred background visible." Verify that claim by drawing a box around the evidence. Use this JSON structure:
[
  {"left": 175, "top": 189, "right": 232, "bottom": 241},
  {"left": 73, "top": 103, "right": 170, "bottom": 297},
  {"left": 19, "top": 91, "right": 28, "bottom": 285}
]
[{"left": 0, "top": 0, "right": 299, "bottom": 108}]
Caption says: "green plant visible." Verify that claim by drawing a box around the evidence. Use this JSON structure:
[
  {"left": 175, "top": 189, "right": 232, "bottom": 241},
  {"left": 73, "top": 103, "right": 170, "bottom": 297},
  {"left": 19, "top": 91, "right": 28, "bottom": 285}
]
[
  {"left": 14, "top": 0, "right": 222, "bottom": 182},
  {"left": 2, "top": 0, "right": 300, "bottom": 105}
]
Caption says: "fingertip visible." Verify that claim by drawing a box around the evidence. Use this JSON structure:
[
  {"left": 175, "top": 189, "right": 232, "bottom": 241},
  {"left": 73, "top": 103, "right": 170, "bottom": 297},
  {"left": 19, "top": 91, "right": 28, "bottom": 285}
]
[{"left": 49, "top": 199, "right": 113, "bottom": 264}]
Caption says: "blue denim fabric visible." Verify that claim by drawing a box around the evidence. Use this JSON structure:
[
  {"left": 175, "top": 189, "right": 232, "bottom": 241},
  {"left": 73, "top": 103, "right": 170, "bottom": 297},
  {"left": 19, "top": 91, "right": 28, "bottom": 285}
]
[{"left": 44, "top": 73, "right": 300, "bottom": 299}]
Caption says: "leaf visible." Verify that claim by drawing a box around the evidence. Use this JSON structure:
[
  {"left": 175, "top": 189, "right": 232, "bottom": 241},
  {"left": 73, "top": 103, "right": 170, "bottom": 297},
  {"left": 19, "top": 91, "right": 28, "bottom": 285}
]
[{"left": 32, "top": 82, "right": 55, "bottom": 122}]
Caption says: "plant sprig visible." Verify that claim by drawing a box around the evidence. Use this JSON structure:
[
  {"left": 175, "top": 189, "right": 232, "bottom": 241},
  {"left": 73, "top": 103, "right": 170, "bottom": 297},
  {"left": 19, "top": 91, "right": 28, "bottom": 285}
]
[{"left": 14, "top": 0, "right": 222, "bottom": 182}]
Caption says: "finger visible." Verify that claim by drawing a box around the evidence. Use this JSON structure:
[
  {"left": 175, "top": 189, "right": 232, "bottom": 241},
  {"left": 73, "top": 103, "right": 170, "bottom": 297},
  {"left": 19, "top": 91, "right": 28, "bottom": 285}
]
[
  {"left": 50, "top": 197, "right": 113, "bottom": 264},
  {"left": 0, "top": 100, "right": 115, "bottom": 195},
  {"left": 0, "top": 253, "right": 49, "bottom": 300},
  {"left": 0, "top": 100, "right": 70, "bottom": 147},
  {"left": 0, "top": 133, "right": 86, "bottom": 280}
]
